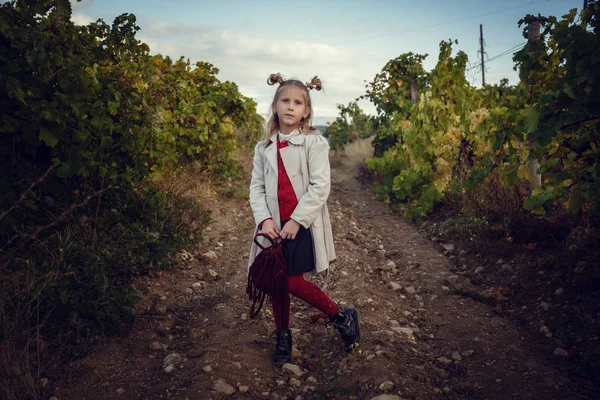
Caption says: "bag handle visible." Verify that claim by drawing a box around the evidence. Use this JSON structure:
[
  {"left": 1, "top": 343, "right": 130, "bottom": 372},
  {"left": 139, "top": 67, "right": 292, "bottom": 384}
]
[{"left": 253, "top": 233, "right": 280, "bottom": 250}]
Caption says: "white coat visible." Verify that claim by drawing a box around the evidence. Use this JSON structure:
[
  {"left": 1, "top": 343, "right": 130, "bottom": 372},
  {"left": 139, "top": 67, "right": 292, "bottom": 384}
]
[{"left": 248, "top": 131, "right": 336, "bottom": 274}]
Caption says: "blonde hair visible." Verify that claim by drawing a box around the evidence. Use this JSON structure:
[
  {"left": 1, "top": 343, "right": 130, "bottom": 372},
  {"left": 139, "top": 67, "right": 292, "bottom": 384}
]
[{"left": 262, "top": 73, "right": 322, "bottom": 145}]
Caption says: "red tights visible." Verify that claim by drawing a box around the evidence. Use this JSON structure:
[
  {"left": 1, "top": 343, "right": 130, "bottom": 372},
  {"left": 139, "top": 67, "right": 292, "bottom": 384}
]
[{"left": 272, "top": 274, "right": 338, "bottom": 329}]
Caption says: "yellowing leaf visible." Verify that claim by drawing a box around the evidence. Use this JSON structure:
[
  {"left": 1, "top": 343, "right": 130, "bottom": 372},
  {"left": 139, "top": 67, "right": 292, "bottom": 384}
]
[{"left": 517, "top": 164, "right": 533, "bottom": 181}]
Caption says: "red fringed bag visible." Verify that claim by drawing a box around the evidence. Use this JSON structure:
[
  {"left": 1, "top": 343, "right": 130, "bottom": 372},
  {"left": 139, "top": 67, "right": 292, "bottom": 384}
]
[{"left": 246, "top": 233, "right": 288, "bottom": 318}]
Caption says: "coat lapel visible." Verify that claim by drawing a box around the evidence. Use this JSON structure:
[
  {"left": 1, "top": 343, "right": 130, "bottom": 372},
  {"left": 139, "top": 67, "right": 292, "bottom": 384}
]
[{"left": 265, "top": 133, "right": 278, "bottom": 177}]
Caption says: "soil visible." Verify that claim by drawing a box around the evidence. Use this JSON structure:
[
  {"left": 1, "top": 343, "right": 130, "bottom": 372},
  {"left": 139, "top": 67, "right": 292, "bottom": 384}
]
[{"left": 48, "top": 140, "right": 598, "bottom": 400}]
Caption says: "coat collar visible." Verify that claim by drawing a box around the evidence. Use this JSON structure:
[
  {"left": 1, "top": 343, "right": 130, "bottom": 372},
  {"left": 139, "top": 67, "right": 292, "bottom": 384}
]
[
  {"left": 269, "top": 129, "right": 306, "bottom": 145},
  {"left": 265, "top": 129, "right": 305, "bottom": 174}
]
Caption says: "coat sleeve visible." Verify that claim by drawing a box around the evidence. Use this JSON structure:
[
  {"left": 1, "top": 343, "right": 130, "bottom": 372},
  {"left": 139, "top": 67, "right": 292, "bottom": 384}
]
[
  {"left": 290, "top": 135, "right": 331, "bottom": 229},
  {"left": 249, "top": 141, "right": 273, "bottom": 226}
]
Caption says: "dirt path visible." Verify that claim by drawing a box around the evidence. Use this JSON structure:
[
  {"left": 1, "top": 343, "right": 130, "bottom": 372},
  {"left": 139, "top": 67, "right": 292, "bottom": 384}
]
[{"left": 52, "top": 141, "right": 586, "bottom": 400}]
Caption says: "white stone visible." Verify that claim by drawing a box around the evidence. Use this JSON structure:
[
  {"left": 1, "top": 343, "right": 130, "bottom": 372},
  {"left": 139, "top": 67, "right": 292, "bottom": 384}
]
[
  {"left": 553, "top": 348, "right": 569, "bottom": 358},
  {"left": 379, "top": 381, "right": 394, "bottom": 391},
  {"left": 162, "top": 353, "right": 181, "bottom": 369},
  {"left": 213, "top": 379, "right": 235, "bottom": 395},
  {"left": 208, "top": 269, "right": 219, "bottom": 279},
  {"left": 540, "top": 325, "right": 552, "bottom": 337},
  {"left": 369, "top": 395, "right": 404, "bottom": 400},
  {"left": 163, "top": 364, "right": 175, "bottom": 373},
  {"left": 289, "top": 378, "right": 302, "bottom": 387},
  {"left": 391, "top": 327, "right": 414, "bottom": 336},
  {"left": 282, "top": 363, "right": 305, "bottom": 377},
  {"left": 191, "top": 281, "right": 205, "bottom": 293},
  {"left": 149, "top": 341, "right": 162, "bottom": 351},
  {"left": 202, "top": 251, "right": 218, "bottom": 263},
  {"left": 442, "top": 243, "right": 455, "bottom": 252},
  {"left": 461, "top": 350, "right": 474, "bottom": 357}
]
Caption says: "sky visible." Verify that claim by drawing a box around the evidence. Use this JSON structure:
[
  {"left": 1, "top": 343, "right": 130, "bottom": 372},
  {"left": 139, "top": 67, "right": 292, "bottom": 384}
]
[{"left": 70, "top": 0, "right": 582, "bottom": 124}]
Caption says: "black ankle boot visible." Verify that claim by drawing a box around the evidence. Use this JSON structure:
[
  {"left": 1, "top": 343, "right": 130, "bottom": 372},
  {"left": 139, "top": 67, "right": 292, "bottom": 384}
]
[
  {"left": 272, "top": 328, "right": 292, "bottom": 365},
  {"left": 329, "top": 307, "right": 361, "bottom": 352}
]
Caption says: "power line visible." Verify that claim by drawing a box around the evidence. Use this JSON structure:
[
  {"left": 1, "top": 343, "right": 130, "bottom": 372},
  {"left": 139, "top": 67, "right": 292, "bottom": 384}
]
[
  {"left": 487, "top": 43, "right": 526, "bottom": 62},
  {"left": 467, "top": 42, "right": 526, "bottom": 71},
  {"left": 207, "top": 0, "right": 550, "bottom": 64}
]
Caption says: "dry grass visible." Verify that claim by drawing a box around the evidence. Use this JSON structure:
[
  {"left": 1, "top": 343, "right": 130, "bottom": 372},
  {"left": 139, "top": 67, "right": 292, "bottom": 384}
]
[
  {"left": 330, "top": 138, "right": 374, "bottom": 182},
  {"left": 155, "top": 165, "right": 221, "bottom": 208},
  {"left": 331, "top": 137, "right": 374, "bottom": 164}
]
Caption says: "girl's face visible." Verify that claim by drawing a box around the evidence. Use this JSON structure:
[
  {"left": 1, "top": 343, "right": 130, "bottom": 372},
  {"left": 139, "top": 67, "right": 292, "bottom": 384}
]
[{"left": 272, "top": 86, "right": 309, "bottom": 133}]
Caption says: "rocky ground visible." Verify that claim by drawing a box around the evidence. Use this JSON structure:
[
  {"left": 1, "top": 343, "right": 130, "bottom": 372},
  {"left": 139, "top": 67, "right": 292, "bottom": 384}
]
[{"left": 48, "top": 140, "right": 596, "bottom": 400}]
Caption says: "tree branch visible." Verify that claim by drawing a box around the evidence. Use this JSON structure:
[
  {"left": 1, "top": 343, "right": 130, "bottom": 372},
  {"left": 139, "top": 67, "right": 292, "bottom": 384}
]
[
  {"left": 0, "top": 164, "right": 57, "bottom": 222},
  {"left": 0, "top": 185, "right": 118, "bottom": 269}
]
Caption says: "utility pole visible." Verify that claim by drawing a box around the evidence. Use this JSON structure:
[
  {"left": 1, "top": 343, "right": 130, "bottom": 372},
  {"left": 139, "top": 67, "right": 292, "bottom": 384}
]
[
  {"left": 527, "top": 21, "right": 542, "bottom": 192},
  {"left": 479, "top": 24, "right": 485, "bottom": 86}
]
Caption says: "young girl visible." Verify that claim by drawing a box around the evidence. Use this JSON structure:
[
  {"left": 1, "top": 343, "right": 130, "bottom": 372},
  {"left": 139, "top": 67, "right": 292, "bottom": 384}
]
[{"left": 248, "top": 73, "right": 360, "bottom": 365}]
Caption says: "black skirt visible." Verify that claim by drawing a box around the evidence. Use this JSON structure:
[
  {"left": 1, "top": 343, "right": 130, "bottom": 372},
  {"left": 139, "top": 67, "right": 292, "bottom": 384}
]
[{"left": 281, "top": 220, "right": 315, "bottom": 276}]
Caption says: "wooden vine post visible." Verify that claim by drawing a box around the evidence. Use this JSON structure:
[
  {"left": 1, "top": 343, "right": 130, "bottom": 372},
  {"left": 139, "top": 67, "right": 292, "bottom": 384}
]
[{"left": 527, "top": 20, "right": 543, "bottom": 192}]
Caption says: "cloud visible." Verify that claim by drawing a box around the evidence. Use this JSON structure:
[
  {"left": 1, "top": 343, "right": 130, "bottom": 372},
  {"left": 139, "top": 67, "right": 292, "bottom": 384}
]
[
  {"left": 72, "top": 12, "right": 93, "bottom": 26},
  {"left": 140, "top": 20, "right": 216, "bottom": 38},
  {"left": 137, "top": 23, "right": 375, "bottom": 121},
  {"left": 216, "top": 31, "right": 350, "bottom": 64},
  {"left": 70, "top": 0, "right": 93, "bottom": 25}
]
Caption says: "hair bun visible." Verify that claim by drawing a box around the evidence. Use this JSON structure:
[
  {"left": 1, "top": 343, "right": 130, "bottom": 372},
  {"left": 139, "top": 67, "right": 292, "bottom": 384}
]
[
  {"left": 306, "top": 76, "right": 322, "bottom": 91},
  {"left": 267, "top": 73, "right": 284, "bottom": 85}
]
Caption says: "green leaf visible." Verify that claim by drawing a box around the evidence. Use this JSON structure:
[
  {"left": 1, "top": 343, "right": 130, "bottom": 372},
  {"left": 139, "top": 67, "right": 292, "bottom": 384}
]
[
  {"left": 57, "top": 162, "right": 72, "bottom": 178},
  {"left": 107, "top": 101, "right": 118, "bottom": 116},
  {"left": 566, "top": 194, "right": 585, "bottom": 213},
  {"left": 91, "top": 116, "right": 105, "bottom": 128},
  {"left": 503, "top": 166, "right": 519, "bottom": 187},
  {"left": 55, "top": 0, "right": 73, "bottom": 17},
  {"left": 563, "top": 83, "right": 575, "bottom": 99},
  {"left": 40, "top": 128, "right": 59, "bottom": 147},
  {"left": 521, "top": 107, "right": 539, "bottom": 134},
  {"left": 523, "top": 196, "right": 546, "bottom": 214}
]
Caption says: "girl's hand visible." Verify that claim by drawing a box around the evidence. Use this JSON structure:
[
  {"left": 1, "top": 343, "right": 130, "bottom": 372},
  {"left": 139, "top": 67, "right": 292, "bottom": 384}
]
[
  {"left": 281, "top": 219, "right": 300, "bottom": 240},
  {"left": 261, "top": 218, "right": 280, "bottom": 240}
]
